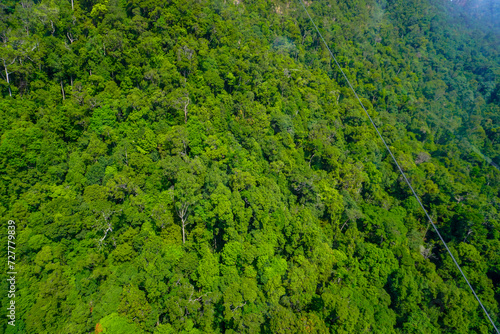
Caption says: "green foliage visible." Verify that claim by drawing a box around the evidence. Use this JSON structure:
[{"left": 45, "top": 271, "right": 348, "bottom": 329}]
[
  {"left": 99, "top": 312, "right": 143, "bottom": 334},
  {"left": 1, "top": 0, "right": 499, "bottom": 333}
]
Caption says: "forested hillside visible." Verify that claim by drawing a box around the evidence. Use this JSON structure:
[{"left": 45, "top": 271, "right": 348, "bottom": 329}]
[{"left": 0, "top": 0, "right": 499, "bottom": 333}]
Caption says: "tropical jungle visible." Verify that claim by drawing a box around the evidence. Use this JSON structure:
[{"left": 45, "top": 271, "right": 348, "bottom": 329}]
[{"left": 0, "top": 0, "right": 499, "bottom": 333}]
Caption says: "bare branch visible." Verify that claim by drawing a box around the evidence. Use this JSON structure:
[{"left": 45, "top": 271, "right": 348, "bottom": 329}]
[
  {"left": 67, "top": 32, "right": 76, "bottom": 44},
  {"left": 231, "top": 302, "right": 247, "bottom": 312}
]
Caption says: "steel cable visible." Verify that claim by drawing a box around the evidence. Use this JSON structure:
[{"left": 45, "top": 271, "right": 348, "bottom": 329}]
[{"left": 297, "top": 0, "right": 500, "bottom": 332}]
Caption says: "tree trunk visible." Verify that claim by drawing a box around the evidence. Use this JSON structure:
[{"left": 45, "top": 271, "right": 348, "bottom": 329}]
[
  {"left": 61, "top": 80, "right": 65, "bottom": 100},
  {"left": 183, "top": 95, "right": 190, "bottom": 123},
  {"left": 177, "top": 203, "right": 189, "bottom": 244},
  {"left": 182, "top": 218, "right": 186, "bottom": 244},
  {"left": 3, "top": 59, "right": 11, "bottom": 97},
  {"left": 340, "top": 219, "right": 349, "bottom": 231}
]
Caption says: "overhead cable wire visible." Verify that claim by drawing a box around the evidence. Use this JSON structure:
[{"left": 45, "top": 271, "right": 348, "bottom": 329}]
[{"left": 296, "top": 0, "right": 500, "bottom": 332}]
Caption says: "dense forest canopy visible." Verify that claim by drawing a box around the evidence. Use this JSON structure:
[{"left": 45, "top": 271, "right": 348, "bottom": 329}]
[{"left": 0, "top": 0, "right": 499, "bottom": 333}]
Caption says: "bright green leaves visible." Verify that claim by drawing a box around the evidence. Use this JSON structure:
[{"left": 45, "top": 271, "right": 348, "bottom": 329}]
[
  {"left": 34, "top": 245, "right": 54, "bottom": 268},
  {"left": 98, "top": 312, "right": 143, "bottom": 334},
  {"left": 161, "top": 125, "right": 189, "bottom": 156},
  {"left": 362, "top": 204, "right": 409, "bottom": 247},
  {"left": 401, "top": 310, "right": 439, "bottom": 334},
  {"left": 230, "top": 169, "right": 256, "bottom": 192},
  {"left": 222, "top": 241, "right": 242, "bottom": 267},
  {"left": 257, "top": 255, "right": 287, "bottom": 305},
  {"left": 356, "top": 242, "right": 399, "bottom": 288},
  {"left": 317, "top": 177, "right": 344, "bottom": 224},
  {"left": 111, "top": 244, "right": 137, "bottom": 263},
  {"left": 90, "top": 1, "right": 109, "bottom": 20},
  {"left": 89, "top": 105, "right": 117, "bottom": 135},
  {"left": 0, "top": 124, "right": 42, "bottom": 175},
  {"left": 204, "top": 135, "right": 229, "bottom": 162},
  {"left": 208, "top": 184, "right": 234, "bottom": 239},
  {"left": 135, "top": 127, "right": 157, "bottom": 154},
  {"left": 204, "top": 69, "right": 224, "bottom": 94},
  {"left": 284, "top": 255, "right": 318, "bottom": 311},
  {"left": 84, "top": 133, "right": 108, "bottom": 163},
  {"left": 66, "top": 151, "right": 87, "bottom": 190},
  {"left": 197, "top": 246, "right": 219, "bottom": 291},
  {"left": 118, "top": 284, "right": 154, "bottom": 330}
]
